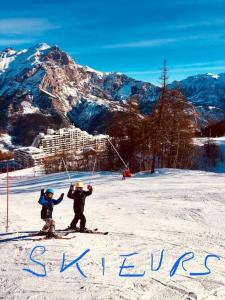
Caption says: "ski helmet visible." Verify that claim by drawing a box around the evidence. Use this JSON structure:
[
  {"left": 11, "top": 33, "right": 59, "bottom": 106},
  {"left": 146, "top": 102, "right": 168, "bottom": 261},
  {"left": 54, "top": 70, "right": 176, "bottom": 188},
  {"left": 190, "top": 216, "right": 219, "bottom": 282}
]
[
  {"left": 46, "top": 188, "right": 54, "bottom": 194},
  {"left": 75, "top": 182, "right": 84, "bottom": 188}
]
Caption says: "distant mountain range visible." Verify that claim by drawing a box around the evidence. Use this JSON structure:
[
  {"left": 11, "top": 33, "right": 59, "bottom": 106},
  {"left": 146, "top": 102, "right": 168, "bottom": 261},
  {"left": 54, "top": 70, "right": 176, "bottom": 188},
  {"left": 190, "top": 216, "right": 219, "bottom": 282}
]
[{"left": 0, "top": 43, "right": 224, "bottom": 149}]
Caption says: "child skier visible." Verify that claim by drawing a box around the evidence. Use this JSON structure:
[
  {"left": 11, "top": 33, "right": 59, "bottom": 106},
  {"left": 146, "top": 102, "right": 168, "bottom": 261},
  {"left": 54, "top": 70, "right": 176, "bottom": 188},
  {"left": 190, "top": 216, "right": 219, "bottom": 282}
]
[
  {"left": 38, "top": 188, "right": 64, "bottom": 237},
  {"left": 67, "top": 182, "right": 93, "bottom": 232}
]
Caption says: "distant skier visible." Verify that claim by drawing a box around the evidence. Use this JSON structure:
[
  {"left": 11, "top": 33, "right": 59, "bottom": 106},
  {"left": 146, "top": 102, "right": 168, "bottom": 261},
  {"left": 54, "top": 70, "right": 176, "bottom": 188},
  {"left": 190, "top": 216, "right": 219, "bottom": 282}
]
[
  {"left": 67, "top": 182, "right": 93, "bottom": 232},
  {"left": 122, "top": 169, "right": 132, "bottom": 180},
  {"left": 38, "top": 188, "right": 64, "bottom": 237}
]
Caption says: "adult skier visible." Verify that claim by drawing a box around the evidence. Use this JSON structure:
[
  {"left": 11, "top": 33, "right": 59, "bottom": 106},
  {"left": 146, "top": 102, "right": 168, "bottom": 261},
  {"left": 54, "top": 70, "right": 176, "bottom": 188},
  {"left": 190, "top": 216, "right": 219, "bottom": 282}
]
[
  {"left": 67, "top": 182, "right": 93, "bottom": 232},
  {"left": 38, "top": 188, "right": 64, "bottom": 237}
]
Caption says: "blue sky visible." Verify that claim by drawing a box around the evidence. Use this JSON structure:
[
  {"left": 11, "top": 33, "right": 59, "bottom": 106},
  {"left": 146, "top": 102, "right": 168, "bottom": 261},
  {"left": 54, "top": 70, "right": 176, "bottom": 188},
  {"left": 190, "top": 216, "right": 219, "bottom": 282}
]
[{"left": 0, "top": 0, "right": 225, "bottom": 84}]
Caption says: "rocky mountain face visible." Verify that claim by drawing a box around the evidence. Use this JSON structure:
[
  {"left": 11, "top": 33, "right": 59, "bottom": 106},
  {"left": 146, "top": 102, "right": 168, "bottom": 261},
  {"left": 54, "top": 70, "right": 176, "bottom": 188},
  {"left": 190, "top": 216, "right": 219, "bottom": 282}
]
[
  {"left": 0, "top": 43, "right": 159, "bottom": 147},
  {"left": 170, "top": 73, "right": 225, "bottom": 125},
  {"left": 0, "top": 43, "right": 225, "bottom": 148}
]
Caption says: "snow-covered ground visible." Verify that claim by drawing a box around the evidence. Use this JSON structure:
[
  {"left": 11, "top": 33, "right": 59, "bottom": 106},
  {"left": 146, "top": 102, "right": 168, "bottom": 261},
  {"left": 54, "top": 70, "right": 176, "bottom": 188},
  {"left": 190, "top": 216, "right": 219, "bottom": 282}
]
[{"left": 1, "top": 169, "right": 225, "bottom": 299}]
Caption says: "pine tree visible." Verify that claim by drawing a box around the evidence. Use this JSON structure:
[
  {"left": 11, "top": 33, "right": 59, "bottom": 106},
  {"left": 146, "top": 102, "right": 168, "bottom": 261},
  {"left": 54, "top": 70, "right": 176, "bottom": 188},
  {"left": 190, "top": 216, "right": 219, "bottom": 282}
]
[
  {"left": 107, "top": 98, "right": 143, "bottom": 171},
  {"left": 150, "top": 60, "right": 168, "bottom": 173},
  {"left": 148, "top": 62, "right": 198, "bottom": 172}
]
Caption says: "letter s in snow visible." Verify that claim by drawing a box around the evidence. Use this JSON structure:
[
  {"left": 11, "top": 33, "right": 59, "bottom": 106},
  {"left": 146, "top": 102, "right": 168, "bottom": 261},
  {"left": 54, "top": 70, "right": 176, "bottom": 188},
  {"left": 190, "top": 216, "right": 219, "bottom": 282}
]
[
  {"left": 23, "top": 245, "right": 47, "bottom": 277},
  {"left": 189, "top": 254, "right": 220, "bottom": 277}
]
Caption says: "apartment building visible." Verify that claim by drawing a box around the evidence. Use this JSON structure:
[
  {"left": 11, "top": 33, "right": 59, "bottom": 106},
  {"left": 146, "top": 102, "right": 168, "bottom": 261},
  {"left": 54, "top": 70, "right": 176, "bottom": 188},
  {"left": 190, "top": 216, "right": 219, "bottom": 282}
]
[
  {"left": 14, "top": 126, "right": 108, "bottom": 168},
  {"left": 32, "top": 126, "right": 108, "bottom": 155},
  {"left": 14, "top": 147, "right": 45, "bottom": 168}
]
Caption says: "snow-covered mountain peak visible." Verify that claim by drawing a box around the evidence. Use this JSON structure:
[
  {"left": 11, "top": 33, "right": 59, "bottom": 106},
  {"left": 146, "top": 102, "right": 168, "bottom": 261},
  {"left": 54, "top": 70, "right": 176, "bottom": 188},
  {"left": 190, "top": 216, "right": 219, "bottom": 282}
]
[
  {"left": 81, "top": 65, "right": 105, "bottom": 77},
  {"left": 0, "top": 47, "right": 17, "bottom": 57},
  {"left": 0, "top": 43, "right": 52, "bottom": 75},
  {"left": 34, "top": 42, "right": 51, "bottom": 51},
  {"left": 0, "top": 48, "right": 18, "bottom": 73},
  {"left": 206, "top": 72, "right": 220, "bottom": 79}
]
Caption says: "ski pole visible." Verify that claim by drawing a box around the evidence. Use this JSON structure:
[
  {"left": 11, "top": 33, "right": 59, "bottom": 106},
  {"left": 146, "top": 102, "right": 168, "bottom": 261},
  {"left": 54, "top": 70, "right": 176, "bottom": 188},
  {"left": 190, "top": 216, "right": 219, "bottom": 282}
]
[
  {"left": 88, "top": 148, "right": 97, "bottom": 185},
  {"left": 107, "top": 138, "right": 128, "bottom": 169},
  {"left": 62, "top": 158, "right": 71, "bottom": 182},
  {"left": 92, "top": 156, "right": 97, "bottom": 177}
]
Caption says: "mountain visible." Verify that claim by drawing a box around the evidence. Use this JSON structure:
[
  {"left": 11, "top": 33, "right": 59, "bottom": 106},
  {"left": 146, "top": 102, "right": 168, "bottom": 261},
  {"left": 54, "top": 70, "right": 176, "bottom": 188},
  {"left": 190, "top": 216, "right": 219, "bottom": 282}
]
[
  {"left": 0, "top": 42, "right": 225, "bottom": 149},
  {"left": 170, "top": 73, "right": 225, "bottom": 125},
  {"left": 0, "top": 43, "right": 159, "bottom": 148}
]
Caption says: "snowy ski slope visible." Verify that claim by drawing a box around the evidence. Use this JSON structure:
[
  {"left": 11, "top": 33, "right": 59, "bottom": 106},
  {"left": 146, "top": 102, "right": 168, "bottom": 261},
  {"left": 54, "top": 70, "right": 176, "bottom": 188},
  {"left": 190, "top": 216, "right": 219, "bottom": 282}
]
[{"left": 0, "top": 169, "right": 225, "bottom": 300}]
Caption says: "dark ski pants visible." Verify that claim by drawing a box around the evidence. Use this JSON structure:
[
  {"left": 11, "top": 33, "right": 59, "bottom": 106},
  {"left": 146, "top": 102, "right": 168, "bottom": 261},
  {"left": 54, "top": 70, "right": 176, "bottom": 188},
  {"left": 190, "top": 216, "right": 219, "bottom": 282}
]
[{"left": 70, "top": 213, "right": 86, "bottom": 231}]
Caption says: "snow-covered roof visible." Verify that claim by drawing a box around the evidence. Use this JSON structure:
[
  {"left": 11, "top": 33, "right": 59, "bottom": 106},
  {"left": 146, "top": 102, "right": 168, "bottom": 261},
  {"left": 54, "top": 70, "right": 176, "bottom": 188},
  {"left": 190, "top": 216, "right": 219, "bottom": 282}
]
[{"left": 15, "top": 146, "right": 44, "bottom": 154}]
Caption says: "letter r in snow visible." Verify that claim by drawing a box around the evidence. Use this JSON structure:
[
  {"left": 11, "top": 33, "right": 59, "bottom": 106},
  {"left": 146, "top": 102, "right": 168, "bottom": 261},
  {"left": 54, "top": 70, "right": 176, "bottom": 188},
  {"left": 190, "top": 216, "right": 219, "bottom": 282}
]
[{"left": 170, "top": 252, "right": 195, "bottom": 277}]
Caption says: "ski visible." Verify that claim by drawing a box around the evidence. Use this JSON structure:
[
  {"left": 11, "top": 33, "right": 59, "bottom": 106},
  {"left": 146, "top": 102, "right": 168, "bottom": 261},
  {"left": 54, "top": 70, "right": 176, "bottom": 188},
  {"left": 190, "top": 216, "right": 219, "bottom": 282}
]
[
  {"left": 83, "top": 230, "right": 108, "bottom": 235},
  {"left": 57, "top": 228, "right": 108, "bottom": 235},
  {"left": 27, "top": 231, "right": 71, "bottom": 239},
  {"left": 58, "top": 227, "right": 98, "bottom": 233},
  {"left": 32, "top": 234, "right": 76, "bottom": 241},
  {"left": 24, "top": 232, "right": 76, "bottom": 241},
  {"left": 80, "top": 229, "right": 108, "bottom": 235},
  {"left": 29, "top": 231, "right": 48, "bottom": 237}
]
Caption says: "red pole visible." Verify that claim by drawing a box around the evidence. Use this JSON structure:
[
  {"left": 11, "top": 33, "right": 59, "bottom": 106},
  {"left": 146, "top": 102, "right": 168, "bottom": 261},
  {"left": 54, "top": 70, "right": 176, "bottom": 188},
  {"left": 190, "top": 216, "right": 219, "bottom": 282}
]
[{"left": 6, "top": 163, "right": 9, "bottom": 232}]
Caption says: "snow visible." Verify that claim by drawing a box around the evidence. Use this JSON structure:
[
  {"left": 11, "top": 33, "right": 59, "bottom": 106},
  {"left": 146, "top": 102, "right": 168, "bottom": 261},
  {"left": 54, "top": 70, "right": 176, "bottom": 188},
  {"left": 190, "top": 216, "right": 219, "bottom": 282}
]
[
  {"left": 0, "top": 166, "right": 43, "bottom": 179},
  {"left": 20, "top": 101, "right": 40, "bottom": 114},
  {"left": 36, "top": 43, "right": 51, "bottom": 51},
  {"left": 0, "top": 133, "right": 13, "bottom": 151},
  {"left": 207, "top": 73, "right": 220, "bottom": 80},
  {"left": 82, "top": 65, "right": 105, "bottom": 77},
  {"left": 1, "top": 169, "right": 225, "bottom": 299},
  {"left": 0, "top": 43, "right": 51, "bottom": 97},
  {"left": 0, "top": 55, "right": 16, "bottom": 73}
]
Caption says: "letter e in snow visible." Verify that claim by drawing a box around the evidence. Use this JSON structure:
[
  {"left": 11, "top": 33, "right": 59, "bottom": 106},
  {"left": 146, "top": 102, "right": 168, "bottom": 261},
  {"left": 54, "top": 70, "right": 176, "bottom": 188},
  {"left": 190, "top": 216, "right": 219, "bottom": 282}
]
[{"left": 119, "top": 252, "right": 145, "bottom": 277}]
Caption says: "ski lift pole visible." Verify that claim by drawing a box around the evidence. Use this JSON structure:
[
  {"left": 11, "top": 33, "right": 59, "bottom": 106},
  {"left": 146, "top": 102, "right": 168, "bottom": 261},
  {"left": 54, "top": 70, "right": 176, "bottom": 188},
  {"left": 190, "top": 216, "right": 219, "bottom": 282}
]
[
  {"left": 62, "top": 158, "right": 71, "bottom": 182},
  {"left": 107, "top": 138, "right": 128, "bottom": 169}
]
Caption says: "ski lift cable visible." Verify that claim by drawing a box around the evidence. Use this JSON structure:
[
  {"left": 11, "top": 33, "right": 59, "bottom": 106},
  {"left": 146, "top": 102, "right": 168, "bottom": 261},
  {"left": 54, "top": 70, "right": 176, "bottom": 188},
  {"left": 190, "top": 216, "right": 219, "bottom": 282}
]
[{"left": 107, "top": 138, "right": 128, "bottom": 169}]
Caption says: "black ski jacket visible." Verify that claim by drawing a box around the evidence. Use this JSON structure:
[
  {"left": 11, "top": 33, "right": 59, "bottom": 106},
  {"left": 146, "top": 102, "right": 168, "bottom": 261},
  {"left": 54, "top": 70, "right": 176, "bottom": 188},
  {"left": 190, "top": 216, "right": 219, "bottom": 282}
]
[
  {"left": 39, "top": 190, "right": 64, "bottom": 219},
  {"left": 67, "top": 187, "right": 92, "bottom": 214}
]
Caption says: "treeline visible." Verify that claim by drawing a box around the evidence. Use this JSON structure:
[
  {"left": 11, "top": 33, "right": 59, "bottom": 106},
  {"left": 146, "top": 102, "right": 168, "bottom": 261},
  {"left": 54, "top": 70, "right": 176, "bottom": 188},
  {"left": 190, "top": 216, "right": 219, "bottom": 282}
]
[
  {"left": 107, "top": 95, "right": 198, "bottom": 172},
  {"left": 201, "top": 119, "right": 225, "bottom": 137},
  {"left": 43, "top": 149, "right": 108, "bottom": 174},
  {"left": 107, "top": 64, "right": 199, "bottom": 173}
]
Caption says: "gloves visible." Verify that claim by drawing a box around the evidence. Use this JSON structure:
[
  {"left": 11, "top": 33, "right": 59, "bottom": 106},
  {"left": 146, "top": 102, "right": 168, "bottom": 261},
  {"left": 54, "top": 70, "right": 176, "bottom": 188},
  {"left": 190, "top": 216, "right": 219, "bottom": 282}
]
[
  {"left": 61, "top": 193, "right": 64, "bottom": 198},
  {"left": 87, "top": 185, "right": 92, "bottom": 190},
  {"left": 41, "top": 189, "right": 45, "bottom": 196}
]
